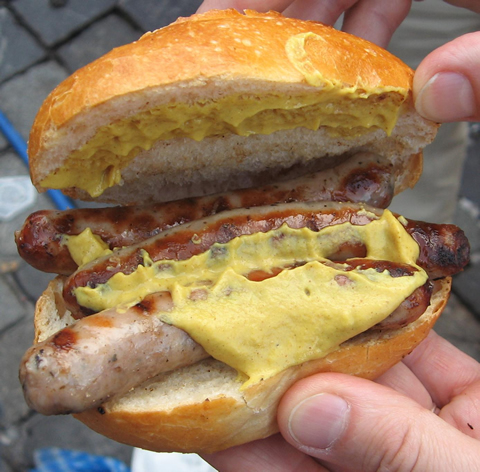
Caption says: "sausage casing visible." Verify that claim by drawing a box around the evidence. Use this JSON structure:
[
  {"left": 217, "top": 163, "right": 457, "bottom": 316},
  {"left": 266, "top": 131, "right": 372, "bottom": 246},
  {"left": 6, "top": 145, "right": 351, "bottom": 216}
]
[
  {"left": 19, "top": 292, "right": 208, "bottom": 415},
  {"left": 15, "top": 152, "right": 395, "bottom": 275},
  {"left": 62, "top": 201, "right": 469, "bottom": 318},
  {"left": 20, "top": 260, "right": 433, "bottom": 415}
]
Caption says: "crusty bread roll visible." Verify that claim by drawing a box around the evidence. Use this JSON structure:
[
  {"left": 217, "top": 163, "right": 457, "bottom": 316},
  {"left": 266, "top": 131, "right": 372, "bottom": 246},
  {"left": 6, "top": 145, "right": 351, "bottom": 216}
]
[
  {"left": 28, "top": 9, "right": 438, "bottom": 205},
  {"left": 33, "top": 276, "right": 450, "bottom": 453}
]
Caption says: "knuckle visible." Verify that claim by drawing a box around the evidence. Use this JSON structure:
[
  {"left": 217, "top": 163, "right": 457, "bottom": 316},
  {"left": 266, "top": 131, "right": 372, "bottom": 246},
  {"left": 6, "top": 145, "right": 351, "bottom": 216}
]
[{"left": 366, "top": 417, "right": 424, "bottom": 472}]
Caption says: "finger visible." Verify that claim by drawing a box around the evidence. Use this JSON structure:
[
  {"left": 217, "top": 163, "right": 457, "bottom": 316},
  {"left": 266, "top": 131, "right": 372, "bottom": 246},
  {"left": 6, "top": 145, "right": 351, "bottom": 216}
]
[
  {"left": 414, "top": 32, "right": 480, "bottom": 122},
  {"left": 341, "top": 0, "right": 412, "bottom": 48},
  {"left": 375, "top": 361, "right": 436, "bottom": 411},
  {"left": 440, "top": 380, "right": 480, "bottom": 440},
  {"left": 278, "top": 373, "right": 480, "bottom": 472},
  {"left": 201, "top": 433, "right": 326, "bottom": 472},
  {"left": 283, "top": 0, "right": 357, "bottom": 24},
  {"left": 196, "top": 0, "right": 294, "bottom": 14},
  {"left": 403, "top": 331, "right": 480, "bottom": 408}
]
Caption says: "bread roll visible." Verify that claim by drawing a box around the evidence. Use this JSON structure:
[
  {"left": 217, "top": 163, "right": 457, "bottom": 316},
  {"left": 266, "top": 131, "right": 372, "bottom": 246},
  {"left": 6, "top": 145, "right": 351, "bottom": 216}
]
[
  {"left": 32, "top": 277, "right": 450, "bottom": 453},
  {"left": 28, "top": 9, "right": 438, "bottom": 205}
]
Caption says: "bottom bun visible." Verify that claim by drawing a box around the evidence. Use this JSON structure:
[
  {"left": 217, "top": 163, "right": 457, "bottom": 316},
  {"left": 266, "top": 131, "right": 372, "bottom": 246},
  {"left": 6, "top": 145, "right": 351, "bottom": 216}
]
[{"left": 34, "top": 277, "right": 451, "bottom": 453}]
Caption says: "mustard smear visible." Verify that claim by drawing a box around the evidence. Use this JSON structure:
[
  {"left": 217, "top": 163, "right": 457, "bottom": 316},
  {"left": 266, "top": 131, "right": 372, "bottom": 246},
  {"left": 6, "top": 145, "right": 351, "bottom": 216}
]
[
  {"left": 63, "top": 228, "right": 112, "bottom": 267},
  {"left": 69, "top": 210, "right": 426, "bottom": 387},
  {"left": 41, "top": 87, "right": 405, "bottom": 197}
]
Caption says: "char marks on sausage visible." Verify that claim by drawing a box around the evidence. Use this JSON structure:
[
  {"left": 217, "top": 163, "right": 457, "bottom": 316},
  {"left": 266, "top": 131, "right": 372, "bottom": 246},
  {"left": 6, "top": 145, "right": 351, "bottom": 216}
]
[
  {"left": 19, "top": 292, "right": 209, "bottom": 415},
  {"left": 16, "top": 152, "right": 470, "bottom": 417},
  {"left": 19, "top": 259, "right": 433, "bottom": 416},
  {"left": 61, "top": 202, "right": 470, "bottom": 318},
  {"left": 62, "top": 202, "right": 379, "bottom": 317},
  {"left": 15, "top": 152, "right": 395, "bottom": 275},
  {"left": 406, "top": 220, "right": 471, "bottom": 279}
]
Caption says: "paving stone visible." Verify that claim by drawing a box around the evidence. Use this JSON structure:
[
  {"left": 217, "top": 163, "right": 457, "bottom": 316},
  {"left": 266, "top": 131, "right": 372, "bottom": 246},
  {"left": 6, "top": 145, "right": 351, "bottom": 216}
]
[
  {"left": 0, "top": 148, "right": 72, "bottom": 213},
  {"left": 119, "top": 0, "right": 202, "bottom": 32},
  {"left": 11, "top": 0, "right": 117, "bottom": 46},
  {"left": 454, "top": 198, "right": 480, "bottom": 254},
  {"left": 0, "top": 273, "right": 30, "bottom": 332},
  {"left": 0, "top": 148, "right": 39, "bottom": 228},
  {"left": 0, "top": 148, "right": 30, "bottom": 177},
  {"left": 57, "top": 13, "right": 141, "bottom": 72},
  {"left": 0, "top": 7, "right": 46, "bottom": 82},
  {"left": 0, "top": 455, "right": 11, "bottom": 472},
  {"left": 14, "top": 262, "right": 56, "bottom": 303},
  {"left": 452, "top": 192, "right": 480, "bottom": 319},
  {"left": 0, "top": 149, "right": 58, "bottom": 303},
  {"left": 0, "top": 317, "right": 34, "bottom": 429},
  {"left": 0, "top": 61, "right": 68, "bottom": 141},
  {"left": 0, "top": 150, "right": 53, "bottom": 262}
]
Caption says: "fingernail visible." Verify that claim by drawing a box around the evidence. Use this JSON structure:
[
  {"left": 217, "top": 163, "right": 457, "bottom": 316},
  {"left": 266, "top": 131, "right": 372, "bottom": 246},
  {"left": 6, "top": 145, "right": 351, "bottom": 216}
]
[
  {"left": 288, "top": 393, "right": 350, "bottom": 450},
  {"left": 415, "top": 72, "right": 475, "bottom": 122}
]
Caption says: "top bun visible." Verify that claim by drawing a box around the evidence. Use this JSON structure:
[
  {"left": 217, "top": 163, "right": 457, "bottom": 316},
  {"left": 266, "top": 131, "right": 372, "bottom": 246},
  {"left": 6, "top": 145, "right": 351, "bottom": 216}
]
[{"left": 28, "top": 9, "right": 438, "bottom": 205}]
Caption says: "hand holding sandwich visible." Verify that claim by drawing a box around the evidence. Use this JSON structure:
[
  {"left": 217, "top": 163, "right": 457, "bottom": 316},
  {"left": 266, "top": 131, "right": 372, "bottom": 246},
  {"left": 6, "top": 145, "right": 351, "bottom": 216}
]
[
  {"left": 202, "top": 331, "right": 480, "bottom": 471},
  {"left": 198, "top": 0, "right": 480, "bottom": 122}
]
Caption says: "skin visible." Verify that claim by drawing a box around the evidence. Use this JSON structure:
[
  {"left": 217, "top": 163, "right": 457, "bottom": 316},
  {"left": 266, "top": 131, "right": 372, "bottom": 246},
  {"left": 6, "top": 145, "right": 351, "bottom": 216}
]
[
  {"left": 196, "top": 1, "right": 480, "bottom": 470},
  {"left": 202, "top": 332, "right": 480, "bottom": 472}
]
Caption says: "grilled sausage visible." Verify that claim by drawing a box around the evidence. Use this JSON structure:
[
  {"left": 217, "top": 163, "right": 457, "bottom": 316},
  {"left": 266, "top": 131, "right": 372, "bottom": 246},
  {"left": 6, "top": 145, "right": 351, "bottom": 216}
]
[
  {"left": 19, "top": 291, "right": 209, "bottom": 415},
  {"left": 20, "top": 259, "right": 432, "bottom": 416},
  {"left": 61, "top": 202, "right": 469, "bottom": 318},
  {"left": 372, "top": 281, "right": 434, "bottom": 330},
  {"left": 15, "top": 152, "right": 395, "bottom": 275}
]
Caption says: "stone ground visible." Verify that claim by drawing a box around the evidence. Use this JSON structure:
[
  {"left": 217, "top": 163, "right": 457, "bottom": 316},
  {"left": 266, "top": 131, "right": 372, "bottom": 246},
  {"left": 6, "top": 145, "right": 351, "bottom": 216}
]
[{"left": 0, "top": 1, "right": 479, "bottom": 471}]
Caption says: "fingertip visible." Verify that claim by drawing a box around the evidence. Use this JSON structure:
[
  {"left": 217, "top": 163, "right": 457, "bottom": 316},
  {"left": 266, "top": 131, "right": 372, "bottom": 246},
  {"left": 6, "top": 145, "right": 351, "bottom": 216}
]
[
  {"left": 277, "top": 373, "right": 433, "bottom": 470},
  {"left": 413, "top": 32, "right": 480, "bottom": 122},
  {"left": 414, "top": 72, "right": 476, "bottom": 122},
  {"left": 285, "top": 393, "right": 350, "bottom": 452}
]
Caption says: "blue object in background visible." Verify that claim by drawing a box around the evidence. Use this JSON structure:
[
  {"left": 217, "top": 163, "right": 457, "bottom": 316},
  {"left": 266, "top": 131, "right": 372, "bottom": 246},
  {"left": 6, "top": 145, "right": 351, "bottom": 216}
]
[
  {"left": 31, "top": 448, "right": 131, "bottom": 472},
  {"left": 0, "top": 109, "right": 75, "bottom": 211}
]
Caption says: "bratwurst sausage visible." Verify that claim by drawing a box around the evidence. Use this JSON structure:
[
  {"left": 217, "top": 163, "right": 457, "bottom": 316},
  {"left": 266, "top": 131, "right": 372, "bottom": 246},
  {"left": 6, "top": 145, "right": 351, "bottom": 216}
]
[
  {"left": 62, "top": 202, "right": 470, "bottom": 318},
  {"left": 20, "top": 262, "right": 432, "bottom": 416},
  {"left": 19, "top": 291, "right": 209, "bottom": 415},
  {"left": 15, "top": 152, "right": 395, "bottom": 275}
]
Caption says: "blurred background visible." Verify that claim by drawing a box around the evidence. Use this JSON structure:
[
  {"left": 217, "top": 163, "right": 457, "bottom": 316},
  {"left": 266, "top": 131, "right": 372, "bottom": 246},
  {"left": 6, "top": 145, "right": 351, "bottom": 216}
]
[{"left": 0, "top": 1, "right": 479, "bottom": 470}]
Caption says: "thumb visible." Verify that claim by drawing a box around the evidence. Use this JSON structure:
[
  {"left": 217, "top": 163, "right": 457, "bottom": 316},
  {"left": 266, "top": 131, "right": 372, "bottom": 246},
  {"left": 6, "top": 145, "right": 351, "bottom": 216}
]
[
  {"left": 413, "top": 32, "right": 480, "bottom": 122},
  {"left": 278, "top": 373, "right": 480, "bottom": 472}
]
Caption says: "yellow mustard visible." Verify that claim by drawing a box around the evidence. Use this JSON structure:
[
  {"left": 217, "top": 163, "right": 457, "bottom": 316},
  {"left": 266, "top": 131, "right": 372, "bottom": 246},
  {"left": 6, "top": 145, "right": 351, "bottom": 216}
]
[
  {"left": 68, "top": 210, "right": 426, "bottom": 387},
  {"left": 41, "top": 87, "right": 405, "bottom": 198},
  {"left": 63, "top": 228, "right": 112, "bottom": 267}
]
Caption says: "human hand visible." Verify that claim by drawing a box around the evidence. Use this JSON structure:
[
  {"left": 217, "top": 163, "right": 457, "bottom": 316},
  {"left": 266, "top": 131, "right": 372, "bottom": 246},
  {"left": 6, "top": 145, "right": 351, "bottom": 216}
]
[{"left": 202, "top": 331, "right": 480, "bottom": 471}]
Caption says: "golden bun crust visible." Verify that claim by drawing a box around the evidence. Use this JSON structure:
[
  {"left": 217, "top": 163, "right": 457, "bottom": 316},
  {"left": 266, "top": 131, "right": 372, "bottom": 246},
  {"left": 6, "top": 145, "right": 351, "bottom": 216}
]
[
  {"left": 34, "top": 277, "right": 451, "bottom": 453},
  {"left": 30, "top": 9, "right": 413, "bottom": 136},
  {"left": 28, "top": 9, "right": 438, "bottom": 204}
]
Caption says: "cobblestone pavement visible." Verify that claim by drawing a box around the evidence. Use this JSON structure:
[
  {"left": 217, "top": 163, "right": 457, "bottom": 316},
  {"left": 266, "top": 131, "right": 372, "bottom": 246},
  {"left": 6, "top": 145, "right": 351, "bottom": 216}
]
[{"left": 0, "top": 1, "right": 479, "bottom": 471}]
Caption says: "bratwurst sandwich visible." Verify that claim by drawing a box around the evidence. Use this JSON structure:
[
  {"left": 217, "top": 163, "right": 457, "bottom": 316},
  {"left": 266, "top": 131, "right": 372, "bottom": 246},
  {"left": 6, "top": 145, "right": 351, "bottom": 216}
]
[{"left": 17, "top": 9, "right": 469, "bottom": 453}]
